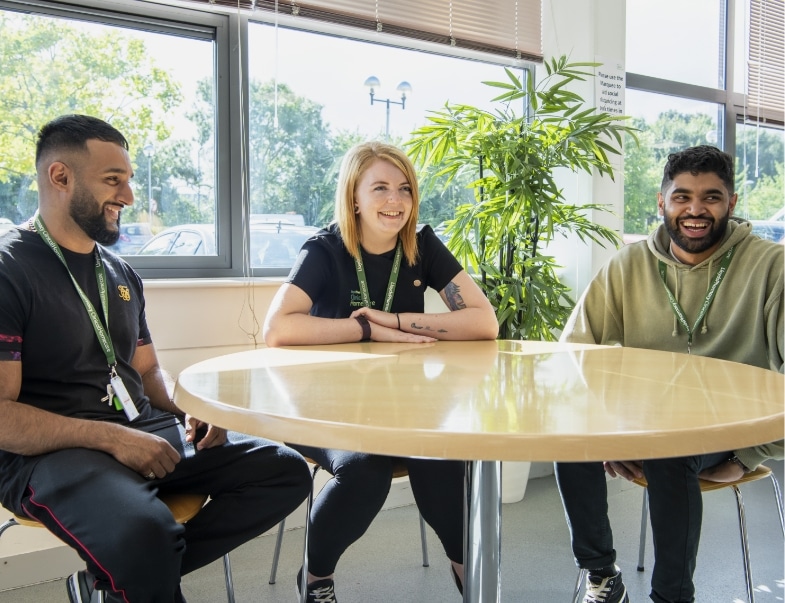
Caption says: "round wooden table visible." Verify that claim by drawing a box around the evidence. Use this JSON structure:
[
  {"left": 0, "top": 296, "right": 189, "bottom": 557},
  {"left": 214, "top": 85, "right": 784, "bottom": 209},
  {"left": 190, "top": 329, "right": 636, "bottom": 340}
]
[{"left": 174, "top": 340, "right": 784, "bottom": 602}]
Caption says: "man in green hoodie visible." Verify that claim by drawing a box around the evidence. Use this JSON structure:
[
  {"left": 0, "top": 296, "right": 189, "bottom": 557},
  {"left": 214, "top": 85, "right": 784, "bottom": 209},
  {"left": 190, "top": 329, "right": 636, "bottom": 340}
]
[{"left": 556, "top": 145, "right": 784, "bottom": 603}]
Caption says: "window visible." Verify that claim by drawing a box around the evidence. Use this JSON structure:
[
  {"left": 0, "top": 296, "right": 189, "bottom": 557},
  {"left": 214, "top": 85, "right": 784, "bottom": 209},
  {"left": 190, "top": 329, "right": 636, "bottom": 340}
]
[
  {"left": 0, "top": 0, "right": 235, "bottom": 276},
  {"left": 0, "top": 0, "right": 536, "bottom": 278},
  {"left": 246, "top": 22, "right": 524, "bottom": 231},
  {"left": 626, "top": 0, "right": 724, "bottom": 89},
  {"left": 624, "top": 0, "right": 784, "bottom": 237},
  {"left": 735, "top": 122, "right": 784, "bottom": 222}
]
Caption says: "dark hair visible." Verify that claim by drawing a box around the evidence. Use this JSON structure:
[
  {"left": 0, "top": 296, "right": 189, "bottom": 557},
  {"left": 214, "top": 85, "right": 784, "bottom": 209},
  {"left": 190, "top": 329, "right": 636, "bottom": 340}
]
[
  {"left": 35, "top": 114, "right": 128, "bottom": 167},
  {"left": 660, "top": 145, "right": 735, "bottom": 194}
]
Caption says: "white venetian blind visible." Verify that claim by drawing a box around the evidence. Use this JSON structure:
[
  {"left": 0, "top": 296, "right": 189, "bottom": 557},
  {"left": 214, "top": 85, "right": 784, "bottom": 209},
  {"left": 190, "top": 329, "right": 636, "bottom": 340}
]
[
  {"left": 747, "top": 0, "right": 784, "bottom": 123},
  {"left": 183, "top": 0, "right": 542, "bottom": 61}
]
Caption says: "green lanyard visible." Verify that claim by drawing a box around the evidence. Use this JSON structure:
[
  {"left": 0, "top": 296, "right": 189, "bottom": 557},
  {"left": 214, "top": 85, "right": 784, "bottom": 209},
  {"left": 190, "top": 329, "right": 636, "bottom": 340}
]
[
  {"left": 658, "top": 245, "right": 735, "bottom": 354},
  {"left": 354, "top": 239, "right": 402, "bottom": 312},
  {"left": 33, "top": 214, "right": 117, "bottom": 368}
]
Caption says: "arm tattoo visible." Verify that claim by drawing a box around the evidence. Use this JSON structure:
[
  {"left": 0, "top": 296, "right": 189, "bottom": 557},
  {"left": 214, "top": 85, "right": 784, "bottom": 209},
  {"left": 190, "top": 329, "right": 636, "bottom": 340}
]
[
  {"left": 444, "top": 281, "right": 467, "bottom": 311},
  {"left": 409, "top": 321, "right": 447, "bottom": 333}
]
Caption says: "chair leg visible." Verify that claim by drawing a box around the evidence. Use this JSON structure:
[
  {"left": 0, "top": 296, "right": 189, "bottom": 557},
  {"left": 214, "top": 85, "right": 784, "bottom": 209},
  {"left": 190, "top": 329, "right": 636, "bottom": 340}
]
[
  {"left": 572, "top": 568, "right": 587, "bottom": 603},
  {"left": 637, "top": 488, "right": 649, "bottom": 572},
  {"left": 418, "top": 513, "right": 429, "bottom": 567},
  {"left": 732, "top": 485, "right": 755, "bottom": 603},
  {"left": 268, "top": 517, "right": 286, "bottom": 584},
  {"left": 767, "top": 473, "right": 785, "bottom": 537},
  {"left": 223, "top": 554, "right": 235, "bottom": 603},
  {"left": 0, "top": 517, "right": 19, "bottom": 538},
  {"left": 299, "top": 464, "right": 320, "bottom": 603}
]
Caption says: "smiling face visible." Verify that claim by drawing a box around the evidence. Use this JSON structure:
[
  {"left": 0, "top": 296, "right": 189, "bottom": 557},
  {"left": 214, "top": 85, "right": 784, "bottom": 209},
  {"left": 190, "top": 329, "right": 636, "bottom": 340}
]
[
  {"left": 658, "top": 171, "right": 737, "bottom": 265},
  {"left": 354, "top": 158, "right": 414, "bottom": 253},
  {"left": 69, "top": 139, "right": 134, "bottom": 246}
]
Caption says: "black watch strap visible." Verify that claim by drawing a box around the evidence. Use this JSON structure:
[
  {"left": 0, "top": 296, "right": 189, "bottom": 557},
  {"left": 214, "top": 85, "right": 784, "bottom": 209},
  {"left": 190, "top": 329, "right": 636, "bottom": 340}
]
[{"left": 355, "top": 315, "right": 371, "bottom": 341}]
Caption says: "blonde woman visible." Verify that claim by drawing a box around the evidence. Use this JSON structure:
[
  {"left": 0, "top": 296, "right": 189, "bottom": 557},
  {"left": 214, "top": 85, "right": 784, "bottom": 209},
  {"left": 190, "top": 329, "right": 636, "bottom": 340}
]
[{"left": 264, "top": 141, "right": 498, "bottom": 602}]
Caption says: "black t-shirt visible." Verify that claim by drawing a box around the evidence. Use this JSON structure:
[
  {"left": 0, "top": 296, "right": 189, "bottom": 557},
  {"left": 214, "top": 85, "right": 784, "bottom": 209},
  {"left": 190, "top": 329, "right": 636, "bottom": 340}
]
[
  {"left": 288, "top": 224, "right": 463, "bottom": 317},
  {"left": 0, "top": 228, "right": 162, "bottom": 508}
]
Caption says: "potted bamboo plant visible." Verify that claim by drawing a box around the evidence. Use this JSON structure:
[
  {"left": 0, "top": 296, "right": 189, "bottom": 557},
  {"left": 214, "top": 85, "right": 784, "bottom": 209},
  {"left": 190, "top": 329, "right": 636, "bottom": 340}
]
[{"left": 406, "top": 56, "right": 637, "bottom": 341}]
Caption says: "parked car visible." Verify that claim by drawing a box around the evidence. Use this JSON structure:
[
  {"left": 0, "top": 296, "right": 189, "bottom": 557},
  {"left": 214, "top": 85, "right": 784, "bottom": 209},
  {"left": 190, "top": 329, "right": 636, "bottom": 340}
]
[
  {"left": 750, "top": 220, "right": 785, "bottom": 243},
  {"left": 136, "top": 222, "right": 319, "bottom": 268},
  {"left": 105, "top": 222, "right": 153, "bottom": 255}
]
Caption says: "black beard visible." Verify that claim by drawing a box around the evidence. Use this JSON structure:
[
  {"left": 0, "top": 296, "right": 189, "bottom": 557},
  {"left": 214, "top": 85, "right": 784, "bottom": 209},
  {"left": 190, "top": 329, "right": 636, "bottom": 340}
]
[
  {"left": 663, "top": 211, "right": 729, "bottom": 256},
  {"left": 69, "top": 186, "right": 121, "bottom": 246}
]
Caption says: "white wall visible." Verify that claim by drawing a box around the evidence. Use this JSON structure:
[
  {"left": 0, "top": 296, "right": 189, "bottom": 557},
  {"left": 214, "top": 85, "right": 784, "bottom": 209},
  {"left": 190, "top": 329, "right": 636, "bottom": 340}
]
[{"left": 541, "top": 0, "right": 626, "bottom": 297}]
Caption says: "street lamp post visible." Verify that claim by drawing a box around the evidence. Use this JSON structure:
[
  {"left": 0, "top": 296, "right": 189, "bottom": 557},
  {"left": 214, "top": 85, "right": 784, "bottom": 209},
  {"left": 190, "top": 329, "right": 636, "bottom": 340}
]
[
  {"left": 363, "top": 76, "right": 412, "bottom": 140},
  {"left": 142, "top": 142, "right": 155, "bottom": 225}
]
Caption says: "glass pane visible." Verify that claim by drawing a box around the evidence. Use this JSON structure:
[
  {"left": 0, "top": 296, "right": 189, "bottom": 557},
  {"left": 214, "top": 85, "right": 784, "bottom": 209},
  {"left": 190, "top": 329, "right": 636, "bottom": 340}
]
[
  {"left": 170, "top": 230, "right": 207, "bottom": 255},
  {"left": 0, "top": 9, "right": 217, "bottom": 257},
  {"left": 626, "top": 0, "right": 724, "bottom": 88},
  {"left": 247, "top": 23, "right": 517, "bottom": 241},
  {"left": 735, "top": 122, "right": 785, "bottom": 231},
  {"left": 138, "top": 232, "right": 177, "bottom": 255},
  {"left": 623, "top": 89, "right": 723, "bottom": 237}
]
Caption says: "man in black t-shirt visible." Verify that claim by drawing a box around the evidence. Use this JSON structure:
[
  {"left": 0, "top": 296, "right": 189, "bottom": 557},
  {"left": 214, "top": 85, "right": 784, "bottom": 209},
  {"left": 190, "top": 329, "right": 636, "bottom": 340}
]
[{"left": 0, "top": 115, "right": 310, "bottom": 603}]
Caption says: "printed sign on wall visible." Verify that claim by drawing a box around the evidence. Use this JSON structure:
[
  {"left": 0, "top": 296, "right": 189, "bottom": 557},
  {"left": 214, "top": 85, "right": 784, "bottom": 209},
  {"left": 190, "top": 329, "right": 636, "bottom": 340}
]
[{"left": 595, "top": 57, "right": 625, "bottom": 116}]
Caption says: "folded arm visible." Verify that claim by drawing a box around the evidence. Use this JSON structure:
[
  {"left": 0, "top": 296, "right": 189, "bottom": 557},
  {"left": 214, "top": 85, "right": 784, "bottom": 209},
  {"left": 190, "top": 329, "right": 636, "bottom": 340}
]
[
  {"left": 355, "top": 270, "right": 499, "bottom": 341},
  {"left": 264, "top": 270, "right": 498, "bottom": 346}
]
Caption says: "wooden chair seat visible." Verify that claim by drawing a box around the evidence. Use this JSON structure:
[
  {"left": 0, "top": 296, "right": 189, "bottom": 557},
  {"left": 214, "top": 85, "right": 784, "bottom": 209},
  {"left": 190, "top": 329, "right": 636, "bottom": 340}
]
[{"left": 1, "top": 492, "right": 235, "bottom": 602}]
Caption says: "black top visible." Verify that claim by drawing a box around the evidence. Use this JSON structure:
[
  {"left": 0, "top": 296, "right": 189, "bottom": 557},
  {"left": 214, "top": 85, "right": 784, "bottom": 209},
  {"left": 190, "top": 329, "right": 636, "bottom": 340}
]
[
  {"left": 0, "top": 228, "right": 169, "bottom": 508},
  {"left": 288, "top": 224, "right": 463, "bottom": 317}
]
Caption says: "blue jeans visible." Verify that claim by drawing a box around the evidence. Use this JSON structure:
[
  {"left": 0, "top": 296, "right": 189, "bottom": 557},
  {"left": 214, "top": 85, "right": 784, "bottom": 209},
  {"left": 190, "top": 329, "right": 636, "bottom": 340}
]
[{"left": 555, "top": 452, "right": 729, "bottom": 603}]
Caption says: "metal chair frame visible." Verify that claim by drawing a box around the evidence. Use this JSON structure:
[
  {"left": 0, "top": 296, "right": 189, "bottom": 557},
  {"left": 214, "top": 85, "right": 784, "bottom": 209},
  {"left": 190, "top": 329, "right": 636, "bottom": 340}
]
[
  {"left": 572, "top": 465, "right": 784, "bottom": 603},
  {"left": 0, "top": 493, "right": 235, "bottom": 603}
]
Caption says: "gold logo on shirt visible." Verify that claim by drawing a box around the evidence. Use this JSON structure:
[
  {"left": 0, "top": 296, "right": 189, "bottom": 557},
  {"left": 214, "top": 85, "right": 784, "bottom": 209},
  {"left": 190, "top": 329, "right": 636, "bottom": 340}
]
[{"left": 117, "top": 285, "right": 131, "bottom": 302}]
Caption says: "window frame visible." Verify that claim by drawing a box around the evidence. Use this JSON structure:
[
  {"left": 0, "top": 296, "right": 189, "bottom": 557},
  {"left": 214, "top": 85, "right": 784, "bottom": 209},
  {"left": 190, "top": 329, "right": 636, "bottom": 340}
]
[
  {"left": 2, "top": 0, "right": 536, "bottom": 279},
  {"left": 625, "top": 0, "right": 783, "bottom": 163}
]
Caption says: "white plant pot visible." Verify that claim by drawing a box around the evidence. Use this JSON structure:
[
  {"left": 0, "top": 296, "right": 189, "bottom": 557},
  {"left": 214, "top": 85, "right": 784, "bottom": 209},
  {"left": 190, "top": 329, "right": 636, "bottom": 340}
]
[{"left": 501, "top": 461, "right": 532, "bottom": 503}]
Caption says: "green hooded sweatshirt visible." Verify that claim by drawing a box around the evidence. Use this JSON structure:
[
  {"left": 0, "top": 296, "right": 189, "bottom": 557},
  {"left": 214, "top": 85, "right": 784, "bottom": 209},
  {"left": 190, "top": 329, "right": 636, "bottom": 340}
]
[{"left": 561, "top": 217, "right": 784, "bottom": 469}]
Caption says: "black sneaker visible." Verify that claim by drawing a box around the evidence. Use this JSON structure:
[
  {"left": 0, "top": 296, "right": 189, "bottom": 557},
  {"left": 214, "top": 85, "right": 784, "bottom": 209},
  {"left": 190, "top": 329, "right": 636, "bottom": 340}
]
[
  {"left": 583, "top": 566, "right": 629, "bottom": 603},
  {"left": 296, "top": 567, "right": 338, "bottom": 603},
  {"left": 66, "top": 571, "right": 105, "bottom": 603}
]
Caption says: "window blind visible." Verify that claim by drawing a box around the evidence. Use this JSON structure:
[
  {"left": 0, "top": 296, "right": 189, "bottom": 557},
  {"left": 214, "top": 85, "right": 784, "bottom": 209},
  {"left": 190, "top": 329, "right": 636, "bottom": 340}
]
[
  {"left": 182, "top": 0, "right": 542, "bottom": 61},
  {"left": 748, "top": 0, "right": 784, "bottom": 124}
]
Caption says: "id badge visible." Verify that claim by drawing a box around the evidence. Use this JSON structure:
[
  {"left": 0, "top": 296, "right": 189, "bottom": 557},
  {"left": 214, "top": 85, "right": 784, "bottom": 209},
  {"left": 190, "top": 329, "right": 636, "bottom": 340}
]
[{"left": 110, "top": 374, "right": 140, "bottom": 421}]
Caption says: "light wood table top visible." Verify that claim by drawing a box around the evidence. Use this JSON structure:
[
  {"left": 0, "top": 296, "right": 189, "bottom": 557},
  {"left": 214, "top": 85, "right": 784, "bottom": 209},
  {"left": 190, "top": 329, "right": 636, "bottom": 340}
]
[
  {"left": 174, "top": 340, "right": 784, "bottom": 462},
  {"left": 174, "top": 339, "right": 784, "bottom": 603}
]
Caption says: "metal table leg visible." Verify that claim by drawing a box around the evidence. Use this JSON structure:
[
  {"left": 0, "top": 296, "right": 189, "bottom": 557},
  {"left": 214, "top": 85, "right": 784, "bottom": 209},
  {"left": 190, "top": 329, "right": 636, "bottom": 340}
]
[{"left": 463, "top": 460, "right": 502, "bottom": 602}]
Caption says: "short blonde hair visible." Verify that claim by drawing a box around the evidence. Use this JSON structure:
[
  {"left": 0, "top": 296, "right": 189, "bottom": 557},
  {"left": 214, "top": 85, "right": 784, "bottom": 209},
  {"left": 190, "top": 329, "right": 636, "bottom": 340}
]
[{"left": 334, "top": 141, "right": 420, "bottom": 266}]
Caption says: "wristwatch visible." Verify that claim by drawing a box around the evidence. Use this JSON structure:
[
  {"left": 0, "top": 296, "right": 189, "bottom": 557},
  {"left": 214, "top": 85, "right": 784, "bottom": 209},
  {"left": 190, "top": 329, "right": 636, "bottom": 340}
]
[
  {"left": 727, "top": 454, "right": 751, "bottom": 473},
  {"left": 355, "top": 315, "right": 371, "bottom": 342}
]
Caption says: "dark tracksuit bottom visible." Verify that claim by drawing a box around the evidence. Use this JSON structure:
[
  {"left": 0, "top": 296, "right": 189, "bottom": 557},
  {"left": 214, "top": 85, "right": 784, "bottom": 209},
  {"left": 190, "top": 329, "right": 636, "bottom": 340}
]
[{"left": 14, "top": 412, "right": 311, "bottom": 602}]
